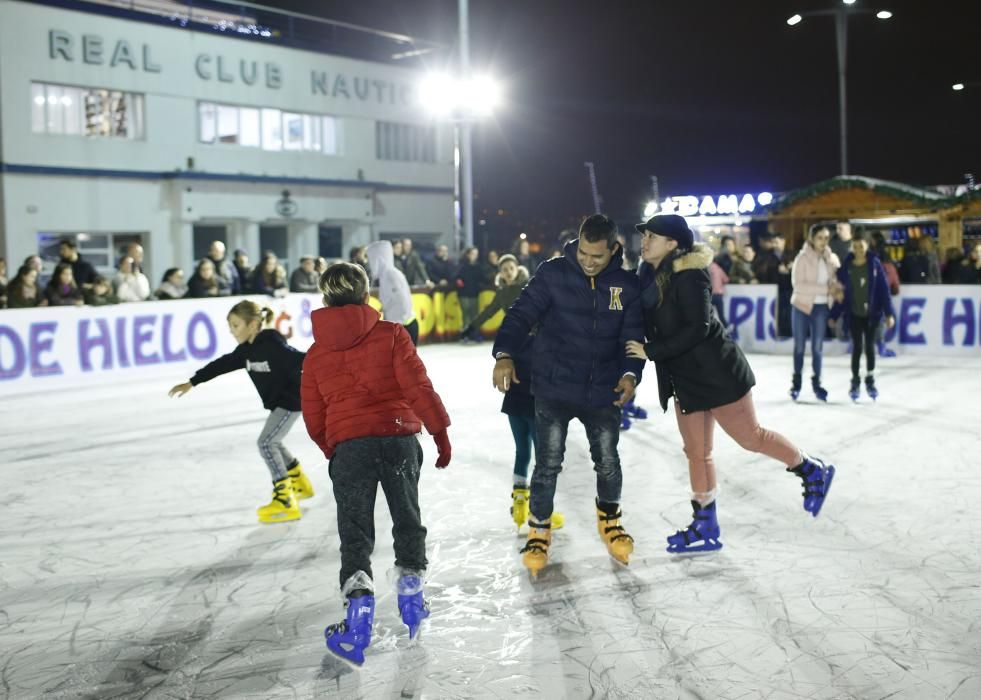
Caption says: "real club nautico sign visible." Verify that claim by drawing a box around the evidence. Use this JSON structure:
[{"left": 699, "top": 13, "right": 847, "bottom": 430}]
[
  {"left": 645, "top": 192, "right": 774, "bottom": 218},
  {"left": 47, "top": 30, "right": 413, "bottom": 106}
]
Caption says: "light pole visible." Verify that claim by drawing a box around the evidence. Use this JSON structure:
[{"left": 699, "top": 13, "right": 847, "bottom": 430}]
[
  {"left": 418, "top": 73, "right": 501, "bottom": 254},
  {"left": 787, "top": 1, "right": 893, "bottom": 175}
]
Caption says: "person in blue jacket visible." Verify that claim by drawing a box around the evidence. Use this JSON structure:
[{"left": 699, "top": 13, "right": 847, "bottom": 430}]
[
  {"left": 491, "top": 214, "right": 645, "bottom": 574},
  {"left": 830, "top": 232, "right": 896, "bottom": 401}
]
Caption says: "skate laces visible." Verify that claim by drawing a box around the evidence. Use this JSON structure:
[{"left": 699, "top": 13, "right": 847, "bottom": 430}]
[
  {"left": 599, "top": 510, "right": 633, "bottom": 544},
  {"left": 520, "top": 520, "right": 551, "bottom": 554},
  {"left": 790, "top": 460, "right": 826, "bottom": 497}
]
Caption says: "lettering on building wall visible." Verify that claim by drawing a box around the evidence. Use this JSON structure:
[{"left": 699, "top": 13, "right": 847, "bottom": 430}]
[{"left": 49, "top": 30, "right": 161, "bottom": 72}]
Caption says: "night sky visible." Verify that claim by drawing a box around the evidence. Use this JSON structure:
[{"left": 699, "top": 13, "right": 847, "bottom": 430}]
[{"left": 268, "top": 0, "right": 981, "bottom": 235}]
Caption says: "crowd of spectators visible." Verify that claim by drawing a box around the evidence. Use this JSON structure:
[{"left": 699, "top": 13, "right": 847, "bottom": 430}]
[{"left": 1, "top": 229, "right": 977, "bottom": 312}]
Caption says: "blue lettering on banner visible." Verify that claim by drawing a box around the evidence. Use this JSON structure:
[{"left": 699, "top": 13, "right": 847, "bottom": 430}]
[
  {"left": 728, "top": 296, "right": 754, "bottom": 340},
  {"left": 115, "top": 316, "right": 131, "bottom": 367},
  {"left": 30, "top": 322, "right": 62, "bottom": 376},
  {"left": 187, "top": 312, "right": 217, "bottom": 359},
  {"left": 78, "top": 318, "right": 113, "bottom": 371},
  {"left": 899, "top": 298, "right": 927, "bottom": 345},
  {"left": 133, "top": 315, "right": 162, "bottom": 365},
  {"left": 161, "top": 314, "right": 187, "bottom": 362},
  {"left": 0, "top": 325, "right": 26, "bottom": 380},
  {"left": 298, "top": 297, "right": 313, "bottom": 338},
  {"left": 755, "top": 297, "right": 767, "bottom": 341},
  {"left": 942, "top": 298, "right": 976, "bottom": 346}
]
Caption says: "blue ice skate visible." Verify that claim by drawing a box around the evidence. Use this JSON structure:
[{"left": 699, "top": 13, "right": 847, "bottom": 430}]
[
  {"left": 623, "top": 400, "right": 648, "bottom": 420},
  {"left": 788, "top": 457, "right": 836, "bottom": 517},
  {"left": 865, "top": 375, "right": 878, "bottom": 401},
  {"left": 849, "top": 377, "right": 860, "bottom": 402},
  {"left": 811, "top": 376, "right": 828, "bottom": 402},
  {"left": 397, "top": 573, "right": 430, "bottom": 640},
  {"left": 667, "top": 500, "right": 723, "bottom": 553},
  {"left": 325, "top": 594, "right": 375, "bottom": 666},
  {"left": 789, "top": 373, "right": 802, "bottom": 401},
  {"left": 620, "top": 412, "right": 632, "bottom": 431}
]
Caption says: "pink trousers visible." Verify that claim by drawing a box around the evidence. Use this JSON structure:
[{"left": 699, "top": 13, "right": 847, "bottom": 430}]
[{"left": 674, "top": 391, "right": 801, "bottom": 491}]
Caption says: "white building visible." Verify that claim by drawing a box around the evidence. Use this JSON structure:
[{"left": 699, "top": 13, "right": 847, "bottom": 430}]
[{"left": 0, "top": 0, "right": 455, "bottom": 284}]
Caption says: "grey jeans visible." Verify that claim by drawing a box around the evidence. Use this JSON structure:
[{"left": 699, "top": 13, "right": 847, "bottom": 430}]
[
  {"left": 329, "top": 435, "right": 427, "bottom": 589},
  {"left": 257, "top": 408, "right": 300, "bottom": 482}
]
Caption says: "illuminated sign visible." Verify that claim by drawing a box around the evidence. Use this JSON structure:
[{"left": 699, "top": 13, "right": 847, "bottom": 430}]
[{"left": 644, "top": 192, "right": 773, "bottom": 219}]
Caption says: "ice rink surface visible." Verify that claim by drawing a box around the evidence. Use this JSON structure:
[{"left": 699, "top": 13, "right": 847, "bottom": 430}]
[{"left": 2, "top": 345, "right": 980, "bottom": 699}]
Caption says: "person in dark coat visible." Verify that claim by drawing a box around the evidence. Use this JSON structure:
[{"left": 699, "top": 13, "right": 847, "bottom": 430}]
[
  {"left": 187, "top": 258, "right": 231, "bottom": 298},
  {"left": 428, "top": 244, "right": 455, "bottom": 287},
  {"left": 461, "top": 254, "right": 528, "bottom": 339},
  {"left": 626, "top": 214, "right": 836, "bottom": 555},
  {"left": 829, "top": 234, "right": 896, "bottom": 400},
  {"left": 492, "top": 214, "right": 645, "bottom": 573},
  {"left": 44, "top": 262, "right": 84, "bottom": 306},
  {"left": 454, "top": 247, "right": 486, "bottom": 342},
  {"left": 58, "top": 239, "right": 98, "bottom": 290}
]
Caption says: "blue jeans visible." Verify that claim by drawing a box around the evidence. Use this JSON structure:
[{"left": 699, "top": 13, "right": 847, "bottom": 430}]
[
  {"left": 531, "top": 399, "right": 622, "bottom": 519},
  {"left": 792, "top": 303, "right": 829, "bottom": 378},
  {"left": 507, "top": 414, "right": 536, "bottom": 483}
]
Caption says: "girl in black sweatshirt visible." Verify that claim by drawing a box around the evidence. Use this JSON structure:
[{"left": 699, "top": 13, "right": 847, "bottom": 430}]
[{"left": 168, "top": 300, "right": 312, "bottom": 523}]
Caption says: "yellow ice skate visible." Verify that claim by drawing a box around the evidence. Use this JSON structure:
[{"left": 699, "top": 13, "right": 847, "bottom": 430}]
[
  {"left": 257, "top": 477, "right": 302, "bottom": 523},
  {"left": 287, "top": 461, "right": 315, "bottom": 500},
  {"left": 521, "top": 517, "right": 552, "bottom": 577},
  {"left": 511, "top": 488, "right": 565, "bottom": 531},
  {"left": 596, "top": 501, "right": 633, "bottom": 565}
]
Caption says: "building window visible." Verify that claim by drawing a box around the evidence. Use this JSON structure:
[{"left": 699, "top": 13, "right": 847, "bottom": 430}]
[
  {"left": 31, "top": 82, "right": 144, "bottom": 139},
  {"left": 199, "top": 101, "right": 338, "bottom": 154},
  {"left": 375, "top": 121, "right": 436, "bottom": 163}
]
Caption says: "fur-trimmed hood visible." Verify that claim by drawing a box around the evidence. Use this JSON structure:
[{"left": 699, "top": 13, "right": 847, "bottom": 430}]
[{"left": 671, "top": 243, "right": 714, "bottom": 273}]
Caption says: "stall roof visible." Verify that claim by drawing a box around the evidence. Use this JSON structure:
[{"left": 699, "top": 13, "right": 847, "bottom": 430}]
[{"left": 769, "top": 176, "right": 948, "bottom": 214}]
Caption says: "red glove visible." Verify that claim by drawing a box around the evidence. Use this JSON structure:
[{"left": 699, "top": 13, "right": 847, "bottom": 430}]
[{"left": 433, "top": 429, "right": 451, "bottom": 469}]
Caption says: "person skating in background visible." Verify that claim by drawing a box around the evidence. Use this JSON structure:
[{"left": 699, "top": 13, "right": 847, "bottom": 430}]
[
  {"left": 830, "top": 232, "right": 896, "bottom": 402},
  {"left": 463, "top": 254, "right": 567, "bottom": 530},
  {"left": 301, "top": 262, "right": 450, "bottom": 666},
  {"left": 366, "top": 240, "right": 419, "bottom": 345},
  {"left": 626, "top": 214, "right": 836, "bottom": 554},
  {"left": 789, "top": 224, "right": 841, "bottom": 401},
  {"left": 168, "top": 300, "right": 312, "bottom": 524},
  {"left": 492, "top": 214, "right": 645, "bottom": 575}
]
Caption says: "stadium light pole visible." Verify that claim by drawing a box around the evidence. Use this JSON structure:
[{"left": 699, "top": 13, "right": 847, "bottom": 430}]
[
  {"left": 418, "top": 73, "right": 501, "bottom": 254},
  {"left": 787, "top": 1, "right": 893, "bottom": 176}
]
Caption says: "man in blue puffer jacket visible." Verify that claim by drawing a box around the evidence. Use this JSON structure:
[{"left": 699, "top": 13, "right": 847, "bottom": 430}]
[{"left": 491, "top": 214, "right": 646, "bottom": 573}]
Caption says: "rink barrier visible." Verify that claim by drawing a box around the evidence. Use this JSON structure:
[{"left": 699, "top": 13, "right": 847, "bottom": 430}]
[
  {"left": 0, "top": 287, "right": 502, "bottom": 395},
  {"left": 725, "top": 284, "right": 981, "bottom": 357}
]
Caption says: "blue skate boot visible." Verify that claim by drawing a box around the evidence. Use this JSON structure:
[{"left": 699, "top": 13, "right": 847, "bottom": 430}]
[
  {"left": 788, "top": 457, "right": 836, "bottom": 517},
  {"left": 848, "top": 376, "right": 860, "bottom": 402},
  {"left": 667, "top": 500, "right": 722, "bottom": 553},
  {"left": 623, "top": 400, "right": 648, "bottom": 420},
  {"left": 620, "top": 411, "right": 632, "bottom": 431},
  {"left": 789, "top": 373, "right": 802, "bottom": 401},
  {"left": 811, "top": 375, "right": 828, "bottom": 402},
  {"left": 325, "top": 592, "right": 375, "bottom": 666},
  {"left": 397, "top": 572, "right": 430, "bottom": 640},
  {"left": 865, "top": 375, "right": 878, "bottom": 401}
]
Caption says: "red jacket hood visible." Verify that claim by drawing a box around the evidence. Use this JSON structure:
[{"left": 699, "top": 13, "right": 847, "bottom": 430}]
[{"left": 311, "top": 304, "right": 381, "bottom": 351}]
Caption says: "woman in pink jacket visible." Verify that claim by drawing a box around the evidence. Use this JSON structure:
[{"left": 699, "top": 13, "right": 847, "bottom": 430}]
[{"left": 789, "top": 224, "right": 841, "bottom": 401}]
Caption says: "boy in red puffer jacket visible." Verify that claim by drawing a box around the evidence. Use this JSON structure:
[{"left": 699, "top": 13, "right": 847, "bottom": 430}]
[{"left": 301, "top": 262, "right": 451, "bottom": 666}]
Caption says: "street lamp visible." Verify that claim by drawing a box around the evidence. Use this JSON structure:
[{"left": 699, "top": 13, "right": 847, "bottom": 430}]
[
  {"left": 787, "top": 1, "right": 893, "bottom": 175},
  {"left": 952, "top": 81, "right": 981, "bottom": 92},
  {"left": 418, "top": 73, "right": 502, "bottom": 252}
]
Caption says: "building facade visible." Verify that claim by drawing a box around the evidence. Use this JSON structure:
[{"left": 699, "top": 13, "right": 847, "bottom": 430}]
[{"left": 0, "top": 0, "right": 455, "bottom": 283}]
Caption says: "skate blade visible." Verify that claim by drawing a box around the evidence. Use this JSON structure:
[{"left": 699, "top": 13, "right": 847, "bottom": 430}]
[
  {"left": 325, "top": 641, "right": 366, "bottom": 669},
  {"left": 667, "top": 541, "right": 723, "bottom": 555},
  {"left": 810, "top": 466, "right": 835, "bottom": 518},
  {"left": 258, "top": 512, "right": 302, "bottom": 524}
]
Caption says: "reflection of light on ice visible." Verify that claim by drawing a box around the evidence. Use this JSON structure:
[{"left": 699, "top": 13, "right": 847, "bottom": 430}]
[{"left": 2, "top": 346, "right": 980, "bottom": 698}]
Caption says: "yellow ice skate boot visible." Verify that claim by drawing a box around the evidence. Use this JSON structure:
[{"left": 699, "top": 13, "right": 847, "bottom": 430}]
[
  {"left": 287, "top": 460, "right": 315, "bottom": 500},
  {"left": 596, "top": 500, "right": 633, "bottom": 565},
  {"left": 257, "top": 477, "right": 302, "bottom": 523},
  {"left": 511, "top": 489, "right": 565, "bottom": 531},
  {"left": 520, "top": 516, "right": 552, "bottom": 577}
]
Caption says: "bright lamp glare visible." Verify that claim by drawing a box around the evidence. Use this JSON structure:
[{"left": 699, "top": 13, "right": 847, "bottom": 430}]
[
  {"left": 843, "top": 0, "right": 856, "bottom": 5},
  {"left": 876, "top": 10, "right": 892, "bottom": 19},
  {"left": 787, "top": 14, "right": 803, "bottom": 26},
  {"left": 464, "top": 75, "right": 501, "bottom": 116},
  {"left": 519, "top": 232, "right": 527, "bottom": 240},
  {"left": 418, "top": 73, "right": 458, "bottom": 116},
  {"left": 952, "top": 83, "right": 965, "bottom": 91},
  {"left": 757, "top": 192, "right": 774, "bottom": 206},
  {"left": 643, "top": 201, "right": 658, "bottom": 218}
]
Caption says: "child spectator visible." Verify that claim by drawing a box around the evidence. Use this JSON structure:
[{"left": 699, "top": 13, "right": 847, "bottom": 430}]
[
  {"left": 301, "top": 262, "right": 450, "bottom": 665},
  {"left": 155, "top": 268, "right": 188, "bottom": 300},
  {"left": 168, "top": 300, "right": 312, "bottom": 523},
  {"left": 44, "top": 263, "right": 84, "bottom": 306},
  {"left": 113, "top": 256, "right": 151, "bottom": 302},
  {"left": 84, "top": 275, "right": 119, "bottom": 306}
]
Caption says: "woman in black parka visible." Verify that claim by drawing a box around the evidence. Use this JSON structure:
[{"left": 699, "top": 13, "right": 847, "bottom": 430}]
[{"left": 625, "top": 215, "right": 837, "bottom": 554}]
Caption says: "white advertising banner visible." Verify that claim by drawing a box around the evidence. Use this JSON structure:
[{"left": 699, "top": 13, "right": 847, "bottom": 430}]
[
  {"left": 725, "top": 284, "right": 981, "bottom": 357},
  {"left": 0, "top": 294, "right": 323, "bottom": 397}
]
